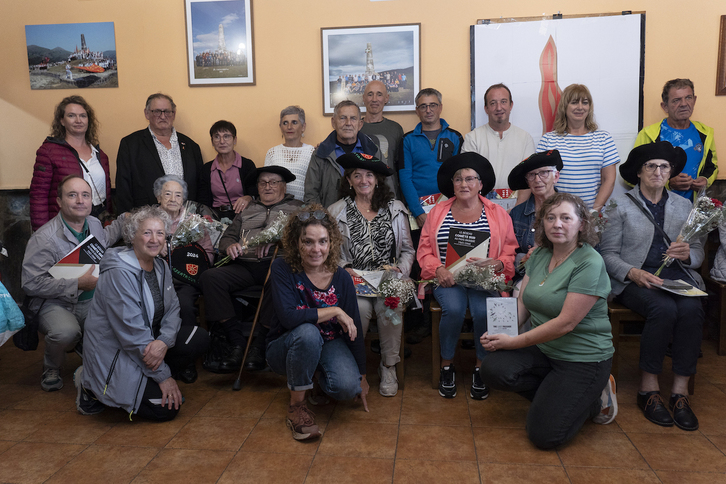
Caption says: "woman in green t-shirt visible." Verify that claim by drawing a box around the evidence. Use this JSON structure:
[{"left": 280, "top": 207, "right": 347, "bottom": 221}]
[{"left": 479, "top": 193, "right": 616, "bottom": 449}]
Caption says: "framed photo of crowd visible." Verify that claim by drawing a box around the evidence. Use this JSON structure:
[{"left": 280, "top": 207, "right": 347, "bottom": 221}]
[
  {"left": 320, "top": 23, "right": 420, "bottom": 115},
  {"left": 184, "top": 0, "right": 255, "bottom": 86}
]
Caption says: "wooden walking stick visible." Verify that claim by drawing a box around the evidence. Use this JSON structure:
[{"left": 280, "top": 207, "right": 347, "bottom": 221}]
[{"left": 233, "top": 245, "right": 279, "bottom": 391}]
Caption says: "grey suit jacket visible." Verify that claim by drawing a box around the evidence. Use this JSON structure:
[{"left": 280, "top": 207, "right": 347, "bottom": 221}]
[{"left": 599, "top": 185, "right": 704, "bottom": 297}]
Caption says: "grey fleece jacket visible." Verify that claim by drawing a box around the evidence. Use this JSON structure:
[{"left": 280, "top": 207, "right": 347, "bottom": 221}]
[{"left": 81, "top": 246, "right": 181, "bottom": 414}]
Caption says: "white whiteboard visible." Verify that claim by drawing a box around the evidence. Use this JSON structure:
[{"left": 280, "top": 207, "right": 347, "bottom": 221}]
[{"left": 471, "top": 14, "right": 645, "bottom": 196}]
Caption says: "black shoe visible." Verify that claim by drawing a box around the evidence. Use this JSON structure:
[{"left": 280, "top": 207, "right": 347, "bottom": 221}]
[
  {"left": 74, "top": 366, "right": 104, "bottom": 416},
  {"left": 470, "top": 367, "right": 489, "bottom": 400},
  {"left": 244, "top": 344, "right": 267, "bottom": 372},
  {"left": 176, "top": 363, "right": 198, "bottom": 384},
  {"left": 404, "top": 346, "right": 412, "bottom": 359},
  {"left": 218, "top": 346, "right": 245, "bottom": 373},
  {"left": 670, "top": 394, "right": 699, "bottom": 431},
  {"left": 461, "top": 339, "right": 475, "bottom": 350},
  {"left": 371, "top": 339, "right": 381, "bottom": 354},
  {"left": 637, "top": 391, "right": 674, "bottom": 427},
  {"left": 406, "top": 324, "right": 431, "bottom": 345},
  {"left": 439, "top": 365, "right": 457, "bottom": 398}
]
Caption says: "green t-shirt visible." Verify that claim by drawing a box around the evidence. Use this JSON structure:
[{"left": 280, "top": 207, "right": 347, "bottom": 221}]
[
  {"left": 61, "top": 217, "right": 94, "bottom": 301},
  {"left": 523, "top": 243, "right": 613, "bottom": 362}
]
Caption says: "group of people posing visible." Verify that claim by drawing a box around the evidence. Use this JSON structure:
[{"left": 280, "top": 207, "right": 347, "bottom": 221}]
[{"left": 22, "top": 75, "right": 716, "bottom": 446}]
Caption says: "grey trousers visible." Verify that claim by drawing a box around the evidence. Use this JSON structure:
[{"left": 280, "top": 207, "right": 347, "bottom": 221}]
[{"left": 38, "top": 300, "right": 91, "bottom": 370}]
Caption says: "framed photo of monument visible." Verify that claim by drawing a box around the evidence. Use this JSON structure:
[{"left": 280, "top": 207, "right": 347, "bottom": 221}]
[
  {"left": 184, "top": 0, "right": 255, "bottom": 86},
  {"left": 25, "top": 22, "right": 118, "bottom": 90},
  {"left": 321, "top": 24, "right": 420, "bottom": 115}
]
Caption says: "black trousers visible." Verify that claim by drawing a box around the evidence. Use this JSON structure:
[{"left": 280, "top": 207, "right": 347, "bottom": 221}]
[{"left": 617, "top": 283, "right": 703, "bottom": 376}]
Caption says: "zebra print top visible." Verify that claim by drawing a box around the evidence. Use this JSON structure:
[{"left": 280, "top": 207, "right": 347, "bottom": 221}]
[{"left": 345, "top": 197, "right": 395, "bottom": 270}]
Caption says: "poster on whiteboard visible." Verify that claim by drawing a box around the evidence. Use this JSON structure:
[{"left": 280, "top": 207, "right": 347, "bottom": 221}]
[{"left": 470, "top": 14, "right": 645, "bottom": 197}]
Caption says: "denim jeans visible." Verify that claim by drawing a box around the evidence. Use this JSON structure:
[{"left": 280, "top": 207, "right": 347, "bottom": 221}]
[
  {"left": 266, "top": 323, "right": 362, "bottom": 400},
  {"left": 480, "top": 345, "right": 612, "bottom": 449},
  {"left": 617, "top": 283, "right": 703, "bottom": 376},
  {"left": 433, "top": 285, "right": 497, "bottom": 361}
]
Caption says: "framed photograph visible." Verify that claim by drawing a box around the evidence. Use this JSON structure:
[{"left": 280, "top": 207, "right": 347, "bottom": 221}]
[
  {"left": 717, "top": 16, "right": 726, "bottom": 96},
  {"left": 25, "top": 22, "right": 118, "bottom": 90},
  {"left": 321, "top": 23, "right": 420, "bottom": 115},
  {"left": 185, "top": 0, "right": 254, "bottom": 86}
]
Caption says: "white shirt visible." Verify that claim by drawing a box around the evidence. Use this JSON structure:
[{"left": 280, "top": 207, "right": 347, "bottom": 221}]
[
  {"left": 149, "top": 127, "right": 184, "bottom": 178},
  {"left": 461, "top": 123, "right": 535, "bottom": 190},
  {"left": 80, "top": 145, "right": 106, "bottom": 206}
]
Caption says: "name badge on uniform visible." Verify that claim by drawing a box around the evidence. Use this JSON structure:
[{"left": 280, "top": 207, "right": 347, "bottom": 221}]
[{"left": 695, "top": 143, "right": 703, "bottom": 153}]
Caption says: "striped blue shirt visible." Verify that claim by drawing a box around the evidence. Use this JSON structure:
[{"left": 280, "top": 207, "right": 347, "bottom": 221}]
[
  {"left": 436, "top": 208, "right": 490, "bottom": 265},
  {"left": 536, "top": 130, "right": 619, "bottom": 208}
]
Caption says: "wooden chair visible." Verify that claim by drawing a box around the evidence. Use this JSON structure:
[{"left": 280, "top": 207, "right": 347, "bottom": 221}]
[
  {"left": 700, "top": 236, "right": 726, "bottom": 355},
  {"left": 430, "top": 301, "right": 473, "bottom": 389},
  {"left": 608, "top": 301, "right": 694, "bottom": 395}
]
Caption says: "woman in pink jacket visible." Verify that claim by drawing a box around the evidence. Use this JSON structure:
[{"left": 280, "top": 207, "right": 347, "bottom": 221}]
[
  {"left": 417, "top": 152, "right": 517, "bottom": 400},
  {"left": 30, "top": 95, "right": 112, "bottom": 231}
]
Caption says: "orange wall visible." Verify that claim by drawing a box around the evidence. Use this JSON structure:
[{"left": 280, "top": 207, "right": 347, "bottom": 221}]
[{"left": 1, "top": 0, "right": 725, "bottom": 189}]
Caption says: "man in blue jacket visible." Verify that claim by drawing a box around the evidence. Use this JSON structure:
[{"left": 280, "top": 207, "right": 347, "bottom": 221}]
[{"left": 400, "top": 88, "right": 463, "bottom": 229}]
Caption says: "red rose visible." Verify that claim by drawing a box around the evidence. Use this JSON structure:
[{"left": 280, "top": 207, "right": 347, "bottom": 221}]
[
  {"left": 384, "top": 297, "right": 400, "bottom": 309},
  {"left": 712, "top": 198, "right": 723, "bottom": 208}
]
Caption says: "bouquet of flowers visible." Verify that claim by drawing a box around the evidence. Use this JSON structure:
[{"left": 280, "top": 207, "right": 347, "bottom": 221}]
[
  {"left": 169, "top": 201, "right": 225, "bottom": 250},
  {"left": 215, "top": 211, "right": 289, "bottom": 267},
  {"left": 591, "top": 199, "right": 618, "bottom": 235},
  {"left": 654, "top": 191, "right": 725, "bottom": 276},
  {"left": 419, "top": 262, "right": 512, "bottom": 292},
  {"left": 377, "top": 270, "right": 416, "bottom": 326}
]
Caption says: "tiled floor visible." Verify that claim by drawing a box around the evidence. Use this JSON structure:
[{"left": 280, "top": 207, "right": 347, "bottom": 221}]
[{"left": 1, "top": 336, "right": 726, "bottom": 483}]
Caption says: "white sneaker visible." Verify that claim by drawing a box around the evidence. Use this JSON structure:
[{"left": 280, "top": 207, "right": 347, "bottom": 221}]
[
  {"left": 593, "top": 374, "right": 618, "bottom": 425},
  {"left": 378, "top": 362, "right": 398, "bottom": 397}
]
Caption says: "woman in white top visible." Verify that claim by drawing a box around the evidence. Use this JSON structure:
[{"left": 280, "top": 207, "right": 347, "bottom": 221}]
[
  {"left": 264, "top": 106, "right": 314, "bottom": 201},
  {"left": 536, "top": 84, "right": 619, "bottom": 211}
]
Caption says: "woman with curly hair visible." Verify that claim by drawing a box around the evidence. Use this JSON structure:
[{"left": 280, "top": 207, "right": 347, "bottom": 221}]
[
  {"left": 77, "top": 206, "right": 209, "bottom": 421},
  {"left": 328, "top": 153, "right": 414, "bottom": 397},
  {"left": 266, "top": 204, "right": 369, "bottom": 441},
  {"left": 30, "top": 95, "right": 112, "bottom": 231},
  {"left": 479, "top": 192, "right": 617, "bottom": 449}
]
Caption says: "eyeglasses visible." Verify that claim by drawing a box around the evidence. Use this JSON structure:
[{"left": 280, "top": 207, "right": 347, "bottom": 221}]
[
  {"left": 297, "top": 210, "right": 326, "bottom": 221},
  {"left": 149, "top": 109, "right": 175, "bottom": 118},
  {"left": 257, "top": 179, "right": 283, "bottom": 188},
  {"left": 525, "top": 170, "right": 556, "bottom": 182},
  {"left": 212, "top": 133, "right": 234, "bottom": 142},
  {"left": 452, "top": 176, "right": 480, "bottom": 185},
  {"left": 642, "top": 162, "right": 672, "bottom": 173},
  {"left": 416, "top": 102, "right": 440, "bottom": 111}
]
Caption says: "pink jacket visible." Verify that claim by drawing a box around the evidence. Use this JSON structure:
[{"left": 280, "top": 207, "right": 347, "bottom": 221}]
[
  {"left": 30, "top": 138, "right": 112, "bottom": 231},
  {"left": 417, "top": 195, "right": 517, "bottom": 281}
]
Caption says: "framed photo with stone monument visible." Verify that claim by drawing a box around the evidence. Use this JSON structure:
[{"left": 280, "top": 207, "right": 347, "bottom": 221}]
[
  {"left": 185, "top": 0, "right": 255, "bottom": 86},
  {"left": 321, "top": 24, "right": 420, "bottom": 115},
  {"left": 25, "top": 22, "right": 118, "bottom": 90}
]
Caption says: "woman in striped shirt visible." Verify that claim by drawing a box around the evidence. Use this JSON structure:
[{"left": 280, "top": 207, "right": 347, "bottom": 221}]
[
  {"left": 417, "top": 153, "right": 517, "bottom": 400},
  {"left": 536, "top": 84, "right": 619, "bottom": 211}
]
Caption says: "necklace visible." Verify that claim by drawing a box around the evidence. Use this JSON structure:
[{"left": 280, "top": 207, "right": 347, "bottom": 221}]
[{"left": 539, "top": 245, "right": 578, "bottom": 286}]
